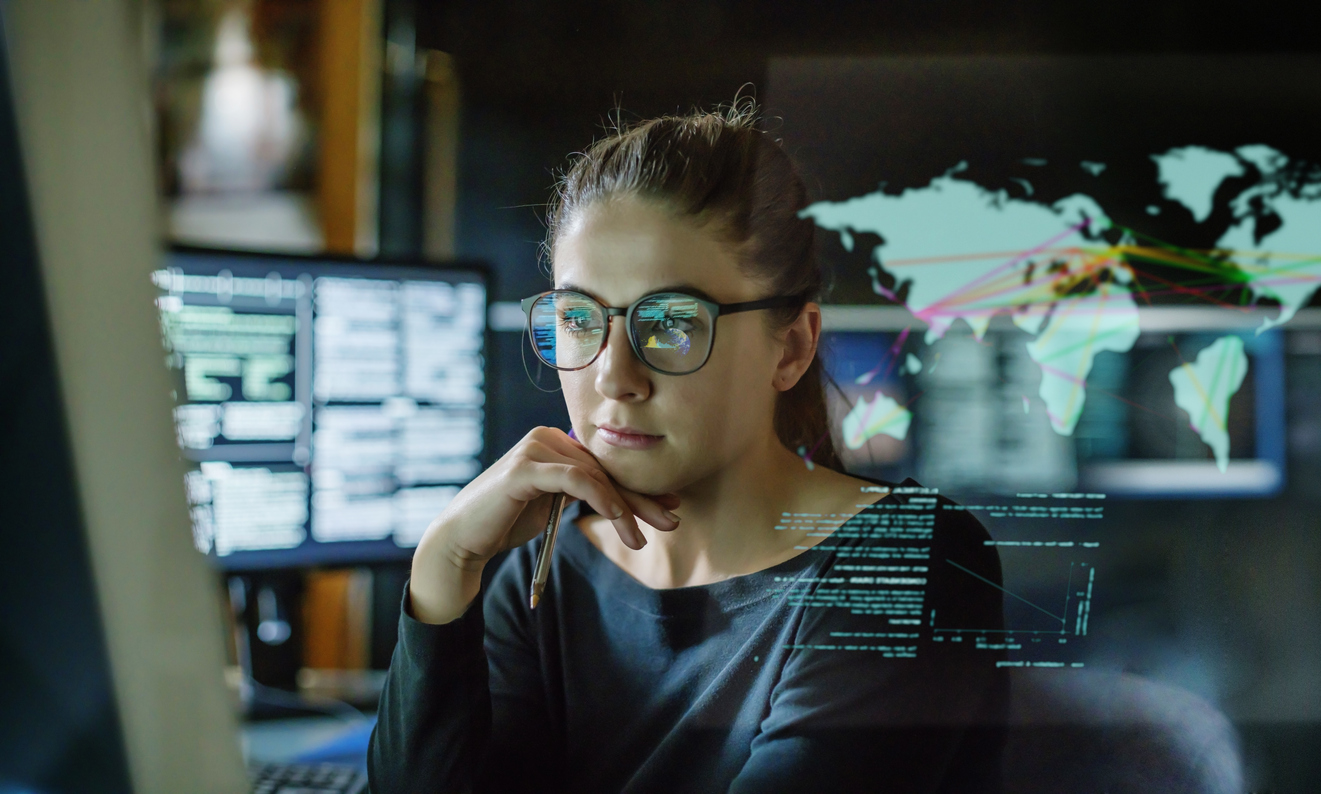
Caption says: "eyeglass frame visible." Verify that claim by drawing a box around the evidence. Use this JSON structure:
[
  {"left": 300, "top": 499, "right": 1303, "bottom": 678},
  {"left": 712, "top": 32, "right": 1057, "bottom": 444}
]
[{"left": 519, "top": 288, "right": 806, "bottom": 376}]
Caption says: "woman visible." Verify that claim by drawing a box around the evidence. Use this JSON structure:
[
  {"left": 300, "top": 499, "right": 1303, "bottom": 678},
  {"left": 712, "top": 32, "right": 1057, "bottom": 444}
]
[{"left": 369, "top": 103, "right": 1008, "bottom": 793}]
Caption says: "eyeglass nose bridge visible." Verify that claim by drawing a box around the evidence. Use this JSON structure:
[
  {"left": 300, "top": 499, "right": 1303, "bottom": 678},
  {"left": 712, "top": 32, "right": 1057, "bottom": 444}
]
[
  {"left": 550, "top": 301, "right": 661, "bottom": 374},
  {"left": 590, "top": 305, "right": 632, "bottom": 366}
]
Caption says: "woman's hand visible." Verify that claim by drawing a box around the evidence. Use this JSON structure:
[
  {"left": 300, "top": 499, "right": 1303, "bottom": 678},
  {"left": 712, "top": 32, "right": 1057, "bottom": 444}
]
[{"left": 408, "top": 426, "right": 680, "bottom": 624}]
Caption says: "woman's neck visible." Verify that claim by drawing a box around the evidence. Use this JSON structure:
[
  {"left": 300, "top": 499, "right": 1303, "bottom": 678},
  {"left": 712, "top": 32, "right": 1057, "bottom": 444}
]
[{"left": 578, "top": 436, "right": 878, "bottom": 589}]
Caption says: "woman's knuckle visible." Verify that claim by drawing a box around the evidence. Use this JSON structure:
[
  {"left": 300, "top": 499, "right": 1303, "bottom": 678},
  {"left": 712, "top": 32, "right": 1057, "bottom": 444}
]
[
  {"left": 517, "top": 439, "right": 547, "bottom": 460},
  {"left": 568, "top": 467, "right": 600, "bottom": 490}
]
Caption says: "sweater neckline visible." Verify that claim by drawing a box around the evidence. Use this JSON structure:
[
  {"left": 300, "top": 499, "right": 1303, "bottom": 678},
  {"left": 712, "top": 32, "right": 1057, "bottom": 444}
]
[{"left": 557, "top": 479, "right": 906, "bottom": 617}]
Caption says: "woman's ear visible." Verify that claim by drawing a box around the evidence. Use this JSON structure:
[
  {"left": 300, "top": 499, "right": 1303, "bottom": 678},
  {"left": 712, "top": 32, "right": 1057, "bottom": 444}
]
[{"left": 773, "top": 303, "right": 821, "bottom": 392}]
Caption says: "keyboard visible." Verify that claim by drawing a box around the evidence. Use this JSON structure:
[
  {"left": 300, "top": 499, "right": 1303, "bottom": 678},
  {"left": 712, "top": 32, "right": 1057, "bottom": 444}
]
[{"left": 249, "top": 761, "right": 368, "bottom": 794}]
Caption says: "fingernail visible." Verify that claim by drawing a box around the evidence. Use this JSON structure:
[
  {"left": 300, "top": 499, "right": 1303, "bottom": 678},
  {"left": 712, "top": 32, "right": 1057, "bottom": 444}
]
[
  {"left": 610, "top": 503, "right": 624, "bottom": 519},
  {"left": 662, "top": 509, "right": 680, "bottom": 524}
]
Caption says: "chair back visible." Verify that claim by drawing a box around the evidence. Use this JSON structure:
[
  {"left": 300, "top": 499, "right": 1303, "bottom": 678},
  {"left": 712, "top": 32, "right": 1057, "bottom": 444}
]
[{"left": 1003, "top": 669, "right": 1243, "bottom": 794}]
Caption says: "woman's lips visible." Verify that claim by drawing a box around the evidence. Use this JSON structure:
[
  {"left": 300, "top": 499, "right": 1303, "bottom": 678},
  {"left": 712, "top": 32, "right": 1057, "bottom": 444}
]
[{"left": 596, "top": 425, "right": 664, "bottom": 450}]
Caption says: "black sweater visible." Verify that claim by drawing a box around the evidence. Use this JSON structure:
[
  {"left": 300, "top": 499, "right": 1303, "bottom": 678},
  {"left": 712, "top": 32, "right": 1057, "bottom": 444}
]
[{"left": 369, "top": 479, "right": 1009, "bottom": 793}]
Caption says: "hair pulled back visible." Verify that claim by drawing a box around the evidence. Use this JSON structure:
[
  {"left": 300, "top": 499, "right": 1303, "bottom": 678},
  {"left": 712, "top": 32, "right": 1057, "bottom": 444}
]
[{"left": 544, "top": 99, "right": 842, "bottom": 472}]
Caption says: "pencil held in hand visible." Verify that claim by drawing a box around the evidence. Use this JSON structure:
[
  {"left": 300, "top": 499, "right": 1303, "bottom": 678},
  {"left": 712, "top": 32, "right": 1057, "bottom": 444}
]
[{"left": 530, "top": 492, "right": 567, "bottom": 609}]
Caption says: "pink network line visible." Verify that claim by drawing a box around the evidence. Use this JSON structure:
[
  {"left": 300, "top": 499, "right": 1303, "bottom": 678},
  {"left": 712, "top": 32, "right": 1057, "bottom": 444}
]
[
  {"left": 1036, "top": 287, "right": 1105, "bottom": 427},
  {"left": 847, "top": 388, "right": 925, "bottom": 449},
  {"left": 856, "top": 326, "right": 911, "bottom": 385},
  {"left": 1121, "top": 275, "right": 1321, "bottom": 304},
  {"left": 954, "top": 249, "right": 1129, "bottom": 307},
  {"left": 914, "top": 220, "right": 1092, "bottom": 323},
  {"left": 1034, "top": 360, "right": 1088, "bottom": 388},
  {"left": 1125, "top": 265, "right": 1256, "bottom": 312},
  {"left": 918, "top": 250, "right": 1127, "bottom": 323},
  {"left": 920, "top": 277, "right": 1139, "bottom": 327}
]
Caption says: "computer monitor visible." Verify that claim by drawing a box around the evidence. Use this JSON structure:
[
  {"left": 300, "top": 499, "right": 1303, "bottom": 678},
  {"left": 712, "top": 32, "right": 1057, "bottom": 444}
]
[
  {"left": 155, "top": 249, "right": 488, "bottom": 570},
  {"left": 2, "top": 7, "right": 248, "bottom": 790}
]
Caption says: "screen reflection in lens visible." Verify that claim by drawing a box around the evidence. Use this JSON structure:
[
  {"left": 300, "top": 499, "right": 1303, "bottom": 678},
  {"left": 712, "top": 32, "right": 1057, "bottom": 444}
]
[
  {"left": 530, "top": 291, "right": 604, "bottom": 369},
  {"left": 632, "top": 294, "right": 711, "bottom": 374}
]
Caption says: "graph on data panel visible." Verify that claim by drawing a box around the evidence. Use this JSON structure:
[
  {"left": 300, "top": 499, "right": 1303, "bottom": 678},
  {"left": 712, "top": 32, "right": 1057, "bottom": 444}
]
[
  {"left": 933, "top": 545, "right": 1097, "bottom": 667},
  {"left": 932, "top": 497, "right": 1102, "bottom": 667}
]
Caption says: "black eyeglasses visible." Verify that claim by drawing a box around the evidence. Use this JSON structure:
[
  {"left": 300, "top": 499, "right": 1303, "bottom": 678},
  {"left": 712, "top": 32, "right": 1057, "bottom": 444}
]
[{"left": 520, "top": 289, "right": 804, "bottom": 375}]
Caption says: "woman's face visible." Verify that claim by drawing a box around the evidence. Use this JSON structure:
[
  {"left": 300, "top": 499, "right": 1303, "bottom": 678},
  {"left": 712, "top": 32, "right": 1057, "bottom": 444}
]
[{"left": 552, "top": 196, "right": 792, "bottom": 495}]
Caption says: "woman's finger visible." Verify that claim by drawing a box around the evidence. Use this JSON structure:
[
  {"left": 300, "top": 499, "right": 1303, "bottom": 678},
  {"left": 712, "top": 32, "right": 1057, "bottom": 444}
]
[
  {"left": 530, "top": 461, "right": 649, "bottom": 550},
  {"left": 525, "top": 461, "right": 624, "bottom": 519},
  {"left": 616, "top": 487, "right": 680, "bottom": 532},
  {"left": 650, "top": 492, "right": 681, "bottom": 511},
  {"left": 523, "top": 429, "right": 678, "bottom": 536}
]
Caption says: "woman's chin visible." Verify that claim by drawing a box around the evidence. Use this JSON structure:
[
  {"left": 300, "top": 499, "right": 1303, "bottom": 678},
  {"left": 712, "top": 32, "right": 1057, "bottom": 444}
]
[{"left": 594, "top": 448, "right": 688, "bottom": 496}]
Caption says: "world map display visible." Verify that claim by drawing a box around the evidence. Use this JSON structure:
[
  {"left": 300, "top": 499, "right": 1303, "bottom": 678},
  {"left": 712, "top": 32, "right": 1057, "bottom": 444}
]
[{"left": 802, "top": 146, "right": 1321, "bottom": 471}]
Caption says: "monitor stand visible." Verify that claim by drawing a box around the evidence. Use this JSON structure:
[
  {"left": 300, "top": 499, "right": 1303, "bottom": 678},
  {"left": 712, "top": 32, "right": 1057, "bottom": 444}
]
[{"left": 227, "top": 572, "right": 326, "bottom": 720}]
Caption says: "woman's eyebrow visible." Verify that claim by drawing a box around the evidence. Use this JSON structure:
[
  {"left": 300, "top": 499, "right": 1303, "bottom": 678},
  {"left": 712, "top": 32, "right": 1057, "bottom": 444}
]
[
  {"left": 556, "top": 282, "right": 720, "bottom": 306},
  {"left": 652, "top": 284, "right": 719, "bottom": 303},
  {"left": 555, "top": 282, "right": 602, "bottom": 301}
]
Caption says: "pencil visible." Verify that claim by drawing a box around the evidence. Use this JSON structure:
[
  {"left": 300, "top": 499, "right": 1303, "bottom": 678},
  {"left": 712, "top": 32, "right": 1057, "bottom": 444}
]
[{"left": 529, "top": 492, "right": 566, "bottom": 609}]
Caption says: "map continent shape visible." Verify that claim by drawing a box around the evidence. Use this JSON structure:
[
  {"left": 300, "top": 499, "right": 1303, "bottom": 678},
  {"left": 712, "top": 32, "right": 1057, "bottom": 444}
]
[
  {"left": 1025, "top": 282, "right": 1142, "bottom": 436},
  {"left": 1168, "top": 335, "right": 1249, "bottom": 472},
  {"left": 841, "top": 391, "right": 912, "bottom": 449},
  {"left": 1150, "top": 146, "right": 1246, "bottom": 223},
  {"left": 1212, "top": 145, "right": 1321, "bottom": 332},
  {"left": 800, "top": 171, "right": 1111, "bottom": 344},
  {"left": 800, "top": 147, "right": 1312, "bottom": 459}
]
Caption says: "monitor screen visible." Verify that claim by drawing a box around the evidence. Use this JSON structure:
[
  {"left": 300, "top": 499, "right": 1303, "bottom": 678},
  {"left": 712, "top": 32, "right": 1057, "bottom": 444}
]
[{"left": 154, "top": 248, "right": 487, "bottom": 570}]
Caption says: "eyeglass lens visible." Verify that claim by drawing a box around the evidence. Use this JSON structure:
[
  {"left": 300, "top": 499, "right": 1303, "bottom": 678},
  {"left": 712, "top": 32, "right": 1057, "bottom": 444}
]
[
  {"left": 630, "top": 294, "right": 711, "bottom": 374},
  {"left": 529, "top": 291, "right": 604, "bottom": 369},
  {"left": 528, "top": 291, "right": 714, "bottom": 374}
]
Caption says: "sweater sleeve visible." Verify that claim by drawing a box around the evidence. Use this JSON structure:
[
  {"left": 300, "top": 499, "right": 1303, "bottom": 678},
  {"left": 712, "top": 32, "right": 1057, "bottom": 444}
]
[
  {"left": 367, "top": 581, "right": 493, "bottom": 793},
  {"left": 368, "top": 546, "right": 562, "bottom": 794},
  {"left": 727, "top": 503, "right": 1009, "bottom": 793}
]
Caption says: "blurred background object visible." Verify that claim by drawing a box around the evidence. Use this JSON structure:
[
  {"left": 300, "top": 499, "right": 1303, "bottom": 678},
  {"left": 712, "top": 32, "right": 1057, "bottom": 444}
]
[
  {"left": 157, "top": 0, "right": 326, "bottom": 252},
  {"left": 153, "top": 0, "right": 459, "bottom": 262}
]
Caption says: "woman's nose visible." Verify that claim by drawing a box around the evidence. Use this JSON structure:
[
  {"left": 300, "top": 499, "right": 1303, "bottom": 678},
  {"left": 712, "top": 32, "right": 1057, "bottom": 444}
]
[{"left": 594, "top": 317, "right": 651, "bottom": 402}]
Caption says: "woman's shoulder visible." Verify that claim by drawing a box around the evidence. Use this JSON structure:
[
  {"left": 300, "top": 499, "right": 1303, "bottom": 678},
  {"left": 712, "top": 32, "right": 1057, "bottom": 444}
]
[
  {"left": 821, "top": 471, "right": 994, "bottom": 560},
  {"left": 798, "top": 465, "right": 895, "bottom": 518},
  {"left": 832, "top": 473, "right": 1004, "bottom": 603}
]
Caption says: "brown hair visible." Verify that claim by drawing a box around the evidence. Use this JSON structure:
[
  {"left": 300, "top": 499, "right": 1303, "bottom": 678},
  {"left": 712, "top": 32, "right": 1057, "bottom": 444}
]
[{"left": 544, "top": 100, "right": 843, "bottom": 471}]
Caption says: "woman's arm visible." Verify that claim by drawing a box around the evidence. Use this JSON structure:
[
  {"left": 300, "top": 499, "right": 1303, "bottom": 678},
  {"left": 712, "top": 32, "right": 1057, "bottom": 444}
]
[
  {"left": 368, "top": 580, "right": 496, "bottom": 793},
  {"left": 368, "top": 546, "right": 565, "bottom": 793},
  {"left": 368, "top": 426, "right": 677, "bottom": 791}
]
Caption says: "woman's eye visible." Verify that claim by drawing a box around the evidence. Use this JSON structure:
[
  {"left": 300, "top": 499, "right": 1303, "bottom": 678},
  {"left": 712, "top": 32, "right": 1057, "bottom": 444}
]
[
  {"left": 558, "top": 313, "right": 594, "bottom": 333},
  {"left": 663, "top": 315, "right": 696, "bottom": 332}
]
